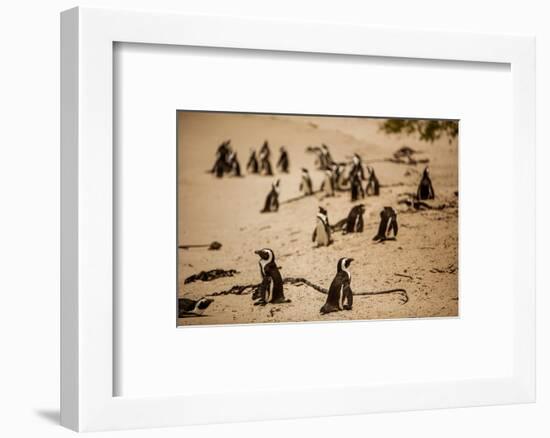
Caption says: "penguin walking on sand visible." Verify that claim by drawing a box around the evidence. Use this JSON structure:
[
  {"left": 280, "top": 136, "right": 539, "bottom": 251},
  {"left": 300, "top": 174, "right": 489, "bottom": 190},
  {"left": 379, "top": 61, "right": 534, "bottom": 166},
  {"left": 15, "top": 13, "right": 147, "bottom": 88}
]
[
  {"left": 253, "top": 248, "right": 290, "bottom": 305},
  {"left": 299, "top": 168, "right": 314, "bottom": 196},
  {"left": 417, "top": 166, "right": 435, "bottom": 200},
  {"left": 246, "top": 149, "right": 259, "bottom": 174},
  {"left": 320, "top": 169, "right": 335, "bottom": 197},
  {"left": 261, "top": 179, "right": 280, "bottom": 213},
  {"left": 259, "top": 140, "right": 273, "bottom": 176},
  {"left": 277, "top": 146, "right": 290, "bottom": 173},
  {"left": 178, "top": 297, "right": 214, "bottom": 317},
  {"left": 373, "top": 207, "right": 398, "bottom": 242},
  {"left": 320, "top": 258, "right": 354, "bottom": 314},
  {"left": 344, "top": 204, "right": 365, "bottom": 233},
  {"left": 365, "top": 166, "right": 380, "bottom": 196},
  {"left": 312, "top": 206, "right": 332, "bottom": 247}
]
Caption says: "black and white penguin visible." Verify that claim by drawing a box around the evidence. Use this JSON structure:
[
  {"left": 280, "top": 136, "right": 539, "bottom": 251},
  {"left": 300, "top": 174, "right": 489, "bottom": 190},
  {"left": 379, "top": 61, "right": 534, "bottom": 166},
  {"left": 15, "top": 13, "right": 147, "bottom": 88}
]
[
  {"left": 211, "top": 140, "right": 231, "bottom": 177},
  {"left": 365, "top": 166, "right": 380, "bottom": 196},
  {"left": 350, "top": 171, "right": 364, "bottom": 201},
  {"left": 227, "top": 151, "right": 241, "bottom": 177},
  {"left": 320, "top": 144, "right": 334, "bottom": 170},
  {"left": 312, "top": 206, "right": 332, "bottom": 247},
  {"left": 344, "top": 204, "right": 365, "bottom": 233},
  {"left": 277, "top": 146, "right": 290, "bottom": 173},
  {"left": 320, "top": 257, "right": 354, "bottom": 314},
  {"left": 299, "top": 168, "right": 313, "bottom": 196},
  {"left": 253, "top": 248, "right": 290, "bottom": 305},
  {"left": 320, "top": 169, "right": 335, "bottom": 197},
  {"left": 178, "top": 297, "right": 214, "bottom": 317},
  {"left": 373, "top": 207, "right": 398, "bottom": 242},
  {"left": 259, "top": 140, "right": 273, "bottom": 176},
  {"left": 349, "top": 153, "right": 366, "bottom": 181},
  {"left": 247, "top": 149, "right": 259, "bottom": 174},
  {"left": 417, "top": 166, "right": 435, "bottom": 200},
  {"left": 261, "top": 179, "right": 280, "bottom": 213}
]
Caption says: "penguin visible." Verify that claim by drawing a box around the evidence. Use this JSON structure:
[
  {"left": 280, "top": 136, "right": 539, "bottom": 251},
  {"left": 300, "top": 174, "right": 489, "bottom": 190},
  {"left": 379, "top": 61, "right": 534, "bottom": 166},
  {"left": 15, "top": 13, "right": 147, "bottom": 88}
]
[
  {"left": 365, "top": 166, "right": 380, "bottom": 196},
  {"left": 227, "top": 151, "right": 241, "bottom": 177},
  {"left": 211, "top": 140, "right": 231, "bottom": 177},
  {"left": 320, "top": 169, "right": 335, "bottom": 197},
  {"left": 261, "top": 179, "right": 280, "bottom": 213},
  {"left": 417, "top": 166, "right": 435, "bottom": 200},
  {"left": 350, "top": 171, "right": 365, "bottom": 201},
  {"left": 320, "top": 257, "right": 354, "bottom": 314},
  {"left": 178, "top": 297, "right": 214, "bottom": 317},
  {"left": 373, "top": 207, "right": 398, "bottom": 242},
  {"left": 277, "top": 146, "right": 290, "bottom": 173},
  {"left": 320, "top": 144, "right": 334, "bottom": 170},
  {"left": 312, "top": 206, "right": 332, "bottom": 247},
  {"left": 259, "top": 140, "right": 273, "bottom": 176},
  {"left": 253, "top": 248, "right": 290, "bottom": 305},
  {"left": 344, "top": 204, "right": 365, "bottom": 233},
  {"left": 299, "top": 168, "right": 314, "bottom": 196},
  {"left": 246, "top": 149, "right": 259, "bottom": 174},
  {"left": 349, "top": 153, "right": 366, "bottom": 181}
]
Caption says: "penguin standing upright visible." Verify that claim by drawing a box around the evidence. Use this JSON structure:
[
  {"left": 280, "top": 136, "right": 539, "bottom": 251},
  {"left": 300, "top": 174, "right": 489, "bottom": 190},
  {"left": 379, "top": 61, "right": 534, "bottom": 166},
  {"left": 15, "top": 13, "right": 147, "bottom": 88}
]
[
  {"left": 320, "top": 144, "right": 334, "bottom": 170},
  {"left": 253, "top": 248, "right": 290, "bottom": 305},
  {"left": 259, "top": 140, "right": 273, "bottom": 176},
  {"left": 277, "top": 146, "right": 290, "bottom": 173},
  {"left": 320, "top": 169, "right": 335, "bottom": 197},
  {"left": 350, "top": 154, "right": 366, "bottom": 180},
  {"left": 261, "top": 179, "right": 280, "bottom": 213},
  {"left": 344, "top": 204, "right": 365, "bottom": 233},
  {"left": 211, "top": 140, "right": 231, "bottom": 177},
  {"left": 373, "top": 207, "right": 399, "bottom": 241},
  {"left": 320, "top": 257, "right": 354, "bottom": 314},
  {"left": 417, "top": 166, "right": 435, "bottom": 200},
  {"left": 227, "top": 151, "right": 241, "bottom": 177},
  {"left": 246, "top": 149, "right": 259, "bottom": 174},
  {"left": 365, "top": 166, "right": 380, "bottom": 196},
  {"left": 299, "top": 168, "right": 313, "bottom": 196},
  {"left": 312, "top": 206, "right": 332, "bottom": 247},
  {"left": 350, "top": 172, "right": 364, "bottom": 201}
]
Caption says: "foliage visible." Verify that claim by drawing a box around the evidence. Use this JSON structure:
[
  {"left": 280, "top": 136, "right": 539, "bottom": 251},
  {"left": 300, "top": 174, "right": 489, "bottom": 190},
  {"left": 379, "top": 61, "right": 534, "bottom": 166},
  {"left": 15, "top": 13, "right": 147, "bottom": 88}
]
[{"left": 379, "top": 119, "right": 458, "bottom": 143}]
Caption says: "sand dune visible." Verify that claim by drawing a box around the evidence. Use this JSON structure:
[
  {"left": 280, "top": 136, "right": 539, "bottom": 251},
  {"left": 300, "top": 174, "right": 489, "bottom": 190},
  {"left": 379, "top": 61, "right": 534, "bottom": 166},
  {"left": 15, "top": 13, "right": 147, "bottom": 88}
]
[{"left": 177, "top": 112, "right": 458, "bottom": 326}]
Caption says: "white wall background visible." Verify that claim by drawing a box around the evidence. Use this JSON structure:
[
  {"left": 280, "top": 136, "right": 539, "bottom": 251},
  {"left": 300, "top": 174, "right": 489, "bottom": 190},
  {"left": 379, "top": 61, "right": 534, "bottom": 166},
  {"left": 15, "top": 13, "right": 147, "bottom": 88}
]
[{"left": 0, "top": 1, "right": 547, "bottom": 437}]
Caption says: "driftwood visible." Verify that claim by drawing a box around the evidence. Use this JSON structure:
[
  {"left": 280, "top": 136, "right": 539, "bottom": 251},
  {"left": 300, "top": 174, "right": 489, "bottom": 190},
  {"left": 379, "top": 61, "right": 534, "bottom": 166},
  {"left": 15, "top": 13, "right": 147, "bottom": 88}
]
[
  {"left": 184, "top": 269, "right": 239, "bottom": 284},
  {"left": 205, "top": 277, "right": 409, "bottom": 303}
]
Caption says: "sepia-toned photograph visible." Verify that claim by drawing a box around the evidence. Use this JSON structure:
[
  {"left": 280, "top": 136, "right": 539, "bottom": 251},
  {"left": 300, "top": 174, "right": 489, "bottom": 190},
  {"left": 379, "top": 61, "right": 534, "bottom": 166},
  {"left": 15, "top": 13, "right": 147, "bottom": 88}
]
[{"left": 177, "top": 111, "right": 458, "bottom": 326}]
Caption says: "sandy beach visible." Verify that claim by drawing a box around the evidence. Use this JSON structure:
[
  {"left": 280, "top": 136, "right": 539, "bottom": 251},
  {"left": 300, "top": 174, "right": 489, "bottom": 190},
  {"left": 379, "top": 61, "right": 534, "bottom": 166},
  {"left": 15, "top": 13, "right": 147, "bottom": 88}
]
[{"left": 177, "top": 112, "right": 458, "bottom": 326}]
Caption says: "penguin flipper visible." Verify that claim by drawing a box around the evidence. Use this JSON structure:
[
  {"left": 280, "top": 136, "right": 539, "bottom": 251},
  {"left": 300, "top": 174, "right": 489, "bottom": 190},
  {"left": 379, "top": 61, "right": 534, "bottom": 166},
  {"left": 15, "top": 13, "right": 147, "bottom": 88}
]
[{"left": 312, "top": 227, "right": 317, "bottom": 242}]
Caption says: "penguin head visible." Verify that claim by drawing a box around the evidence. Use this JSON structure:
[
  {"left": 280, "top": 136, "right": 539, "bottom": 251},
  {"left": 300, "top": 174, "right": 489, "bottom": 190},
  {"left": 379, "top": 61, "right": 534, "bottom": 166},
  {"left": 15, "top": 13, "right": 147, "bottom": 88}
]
[
  {"left": 423, "top": 166, "right": 430, "bottom": 176},
  {"left": 322, "top": 143, "right": 329, "bottom": 151},
  {"left": 273, "top": 179, "right": 281, "bottom": 191},
  {"left": 337, "top": 257, "right": 354, "bottom": 272},
  {"left": 301, "top": 168, "right": 309, "bottom": 174},
  {"left": 353, "top": 153, "right": 360, "bottom": 164},
  {"left": 255, "top": 248, "right": 274, "bottom": 263},
  {"left": 318, "top": 206, "right": 328, "bottom": 216},
  {"left": 196, "top": 298, "right": 214, "bottom": 310},
  {"left": 357, "top": 204, "right": 366, "bottom": 213}
]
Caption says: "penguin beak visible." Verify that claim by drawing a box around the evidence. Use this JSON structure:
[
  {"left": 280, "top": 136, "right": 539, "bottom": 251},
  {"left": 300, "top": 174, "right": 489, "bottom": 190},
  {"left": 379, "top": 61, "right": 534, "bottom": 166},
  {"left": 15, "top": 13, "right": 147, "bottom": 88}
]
[
  {"left": 254, "top": 250, "right": 262, "bottom": 256},
  {"left": 348, "top": 258, "right": 354, "bottom": 263}
]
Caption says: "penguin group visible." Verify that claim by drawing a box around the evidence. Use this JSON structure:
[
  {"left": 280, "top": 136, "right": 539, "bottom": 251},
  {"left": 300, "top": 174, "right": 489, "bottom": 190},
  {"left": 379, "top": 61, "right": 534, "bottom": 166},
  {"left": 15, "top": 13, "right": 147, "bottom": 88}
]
[{"left": 190, "top": 139, "right": 441, "bottom": 318}]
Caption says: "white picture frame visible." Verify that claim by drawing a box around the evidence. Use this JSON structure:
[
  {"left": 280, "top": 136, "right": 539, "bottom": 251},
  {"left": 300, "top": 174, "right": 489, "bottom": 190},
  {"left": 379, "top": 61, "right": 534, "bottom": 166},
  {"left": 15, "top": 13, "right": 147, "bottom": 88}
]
[{"left": 60, "top": 7, "right": 535, "bottom": 432}]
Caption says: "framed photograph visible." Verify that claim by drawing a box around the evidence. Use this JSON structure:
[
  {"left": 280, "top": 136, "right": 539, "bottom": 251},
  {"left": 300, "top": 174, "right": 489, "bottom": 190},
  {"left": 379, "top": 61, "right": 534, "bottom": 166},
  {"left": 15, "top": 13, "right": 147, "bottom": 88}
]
[{"left": 61, "top": 7, "right": 535, "bottom": 432}]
